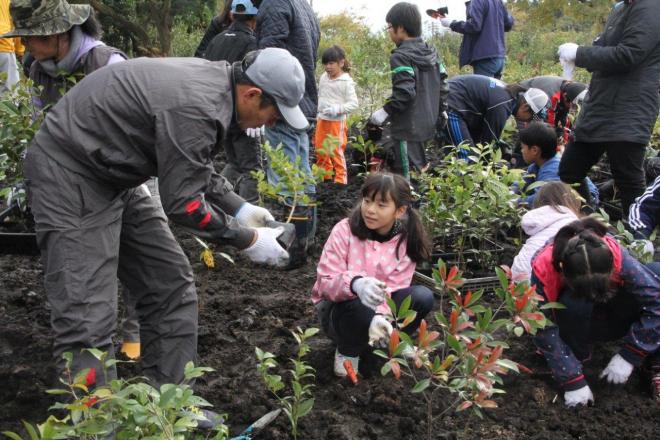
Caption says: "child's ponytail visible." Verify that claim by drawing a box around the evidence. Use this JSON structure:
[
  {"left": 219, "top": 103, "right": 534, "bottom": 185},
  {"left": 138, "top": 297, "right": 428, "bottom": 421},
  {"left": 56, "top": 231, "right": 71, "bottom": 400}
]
[
  {"left": 402, "top": 208, "right": 431, "bottom": 263},
  {"left": 552, "top": 217, "right": 615, "bottom": 302}
]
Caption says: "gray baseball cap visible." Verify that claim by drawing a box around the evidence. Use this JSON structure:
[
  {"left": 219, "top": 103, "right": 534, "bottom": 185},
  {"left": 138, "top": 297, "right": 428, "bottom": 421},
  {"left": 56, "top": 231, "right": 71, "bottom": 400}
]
[{"left": 245, "top": 48, "right": 308, "bottom": 131}]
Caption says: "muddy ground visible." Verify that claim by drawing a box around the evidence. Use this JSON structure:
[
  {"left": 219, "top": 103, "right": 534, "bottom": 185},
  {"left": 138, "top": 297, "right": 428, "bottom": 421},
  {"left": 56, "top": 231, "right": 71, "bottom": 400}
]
[{"left": 1, "top": 178, "right": 659, "bottom": 439}]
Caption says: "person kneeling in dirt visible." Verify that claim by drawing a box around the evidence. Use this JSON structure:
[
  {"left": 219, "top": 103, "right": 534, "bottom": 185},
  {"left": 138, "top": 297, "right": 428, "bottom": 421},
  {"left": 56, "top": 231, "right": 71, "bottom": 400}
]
[
  {"left": 442, "top": 75, "right": 549, "bottom": 159},
  {"left": 23, "top": 48, "right": 305, "bottom": 408},
  {"left": 530, "top": 217, "right": 660, "bottom": 405},
  {"left": 311, "top": 173, "right": 434, "bottom": 377}
]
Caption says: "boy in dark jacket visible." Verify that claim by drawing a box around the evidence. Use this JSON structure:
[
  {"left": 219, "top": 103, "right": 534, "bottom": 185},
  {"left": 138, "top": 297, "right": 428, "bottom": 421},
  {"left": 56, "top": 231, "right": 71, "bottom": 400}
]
[
  {"left": 204, "top": 0, "right": 261, "bottom": 203},
  {"left": 369, "top": 2, "right": 448, "bottom": 179},
  {"left": 629, "top": 175, "right": 660, "bottom": 242}
]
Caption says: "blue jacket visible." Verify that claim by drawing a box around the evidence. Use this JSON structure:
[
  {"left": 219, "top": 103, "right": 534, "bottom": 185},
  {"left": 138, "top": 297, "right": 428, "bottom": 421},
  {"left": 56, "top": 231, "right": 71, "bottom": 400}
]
[
  {"left": 521, "top": 156, "right": 599, "bottom": 206},
  {"left": 256, "top": 0, "right": 321, "bottom": 121},
  {"left": 629, "top": 175, "right": 660, "bottom": 238},
  {"left": 449, "top": 0, "right": 514, "bottom": 68}
]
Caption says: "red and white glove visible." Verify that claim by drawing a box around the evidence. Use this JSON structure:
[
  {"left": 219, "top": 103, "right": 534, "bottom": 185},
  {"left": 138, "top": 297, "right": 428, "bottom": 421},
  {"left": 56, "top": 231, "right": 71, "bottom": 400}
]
[
  {"left": 600, "top": 354, "right": 634, "bottom": 384},
  {"left": 564, "top": 385, "right": 594, "bottom": 407}
]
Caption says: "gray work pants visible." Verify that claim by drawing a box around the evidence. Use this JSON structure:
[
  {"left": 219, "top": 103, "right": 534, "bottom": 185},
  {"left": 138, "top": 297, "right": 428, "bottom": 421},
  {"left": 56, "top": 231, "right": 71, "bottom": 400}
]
[{"left": 24, "top": 148, "right": 198, "bottom": 387}]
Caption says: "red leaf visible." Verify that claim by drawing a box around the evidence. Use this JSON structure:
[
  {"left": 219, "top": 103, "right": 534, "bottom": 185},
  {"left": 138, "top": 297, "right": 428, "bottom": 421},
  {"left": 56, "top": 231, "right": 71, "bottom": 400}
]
[
  {"left": 525, "top": 312, "right": 545, "bottom": 321},
  {"left": 467, "top": 337, "right": 482, "bottom": 351},
  {"left": 479, "top": 399, "right": 498, "bottom": 409},
  {"left": 390, "top": 359, "right": 401, "bottom": 380},
  {"left": 517, "top": 362, "right": 533, "bottom": 374},
  {"left": 85, "top": 368, "right": 96, "bottom": 387},
  {"left": 84, "top": 396, "right": 99, "bottom": 408},
  {"left": 447, "top": 265, "right": 459, "bottom": 283},
  {"left": 449, "top": 309, "right": 458, "bottom": 333},
  {"left": 457, "top": 401, "right": 473, "bottom": 411},
  {"left": 418, "top": 319, "right": 427, "bottom": 347},
  {"left": 389, "top": 329, "right": 400, "bottom": 358},
  {"left": 463, "top": 291, "right": 472, "bottom": 307}
]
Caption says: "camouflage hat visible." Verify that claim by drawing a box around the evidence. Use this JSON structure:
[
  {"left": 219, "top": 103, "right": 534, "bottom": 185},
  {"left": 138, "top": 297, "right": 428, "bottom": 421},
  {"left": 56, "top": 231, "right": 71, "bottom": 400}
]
[{"left": 1, "top": 0, "right": 92, "bottom": 38}]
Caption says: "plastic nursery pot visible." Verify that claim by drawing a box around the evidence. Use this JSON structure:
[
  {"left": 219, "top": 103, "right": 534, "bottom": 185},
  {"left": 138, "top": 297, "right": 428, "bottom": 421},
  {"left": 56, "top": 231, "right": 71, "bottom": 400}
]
[{"left": 0, "top": 231, "right": 39, "bottom": 255}]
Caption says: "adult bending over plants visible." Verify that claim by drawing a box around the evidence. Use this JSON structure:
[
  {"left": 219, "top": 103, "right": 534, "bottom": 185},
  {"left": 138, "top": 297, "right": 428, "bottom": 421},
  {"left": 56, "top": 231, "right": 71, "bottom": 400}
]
[
  {"left": 21, "top": 48, "right": 303, "bottom": 427},
  {"left": 530, "top": 217, "right": 660, "bottom": 405},
  {"left": 312, "top": 172, "right": 434, "bottom": 377}
]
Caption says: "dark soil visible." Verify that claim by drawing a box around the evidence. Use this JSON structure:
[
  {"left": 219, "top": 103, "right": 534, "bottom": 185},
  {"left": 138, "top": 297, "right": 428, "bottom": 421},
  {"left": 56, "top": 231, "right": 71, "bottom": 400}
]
[{"left": 1, "top": 178, "right": 659, "bottom": 439}]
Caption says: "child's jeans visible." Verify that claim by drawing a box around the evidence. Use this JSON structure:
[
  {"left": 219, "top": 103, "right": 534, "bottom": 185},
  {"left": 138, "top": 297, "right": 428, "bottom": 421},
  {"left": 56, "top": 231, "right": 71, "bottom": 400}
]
[
  {"left": 316, "top": 285, "right": 434, "bottom": 357},
  {"left": 555, "top": 262, "right": 660, "bottom": 366}
]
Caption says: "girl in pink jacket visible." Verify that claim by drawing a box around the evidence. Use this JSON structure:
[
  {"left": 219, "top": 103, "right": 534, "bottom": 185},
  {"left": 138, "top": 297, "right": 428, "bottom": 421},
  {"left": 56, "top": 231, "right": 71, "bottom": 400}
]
[{"left": 312, "top": 173, "right": 434, "bottom": 377}]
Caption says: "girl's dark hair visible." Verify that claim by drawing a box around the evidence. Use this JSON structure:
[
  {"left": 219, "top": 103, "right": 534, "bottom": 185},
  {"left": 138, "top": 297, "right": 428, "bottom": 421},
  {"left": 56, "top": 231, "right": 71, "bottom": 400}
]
[
  {"left": 385, "top": 2, "right": 422, "bottom": 38},
  {"left": 552, "top": 217, "right": 616, "bottom": 302},
  {"left": 321, "top": 45, "right": 350, "bottom": 72},
  {"left": 349, "top": 173, "right": 431, "bottom": 263},
  {"left": 532, "top": 181, "right": 582, "bottom": 215},
  {"left": 78, "top": 10, "right": 103, "bottom": 39}
]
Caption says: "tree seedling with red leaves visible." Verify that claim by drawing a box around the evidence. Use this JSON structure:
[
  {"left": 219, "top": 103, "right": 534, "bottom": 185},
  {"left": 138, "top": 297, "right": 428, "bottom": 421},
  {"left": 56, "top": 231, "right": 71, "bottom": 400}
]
[{"left": 374, "top": 259, "right": 562, "bottom": 440}]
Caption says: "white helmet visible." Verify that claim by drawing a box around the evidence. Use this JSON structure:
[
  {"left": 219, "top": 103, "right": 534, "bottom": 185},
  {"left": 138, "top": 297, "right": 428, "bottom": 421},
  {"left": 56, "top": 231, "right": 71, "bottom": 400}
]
[{"left": 523, "top": 88, "right": 550, "bottom": 119}]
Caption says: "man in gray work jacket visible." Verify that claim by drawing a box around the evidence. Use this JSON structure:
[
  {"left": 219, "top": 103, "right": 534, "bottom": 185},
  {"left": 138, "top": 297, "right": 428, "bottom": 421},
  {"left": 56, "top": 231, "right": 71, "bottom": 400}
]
[{"left": 23, "top": 48, "right": 308, "bottom": 390}]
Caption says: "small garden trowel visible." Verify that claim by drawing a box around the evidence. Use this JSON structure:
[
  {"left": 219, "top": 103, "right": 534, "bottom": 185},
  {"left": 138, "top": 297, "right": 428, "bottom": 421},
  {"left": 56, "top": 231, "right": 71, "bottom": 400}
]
[
  {"left": 229, "top": 408, "right": 281, "bottom": 440},
  {"left": 265, "top": 220, "right": 296, "bottom": 250}
]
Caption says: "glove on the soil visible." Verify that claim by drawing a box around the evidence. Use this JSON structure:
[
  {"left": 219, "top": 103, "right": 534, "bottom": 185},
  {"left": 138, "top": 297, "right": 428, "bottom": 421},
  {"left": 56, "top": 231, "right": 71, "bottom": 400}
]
[
  {"left": 600, "top": 354, "right": 634, "bottom": 384},
  {"left": 368, "top": 315, "right": 393, "bottom": 348},
  {"left": 564, "top": 385, "right": 594, "bottom": 407},
  {"left": 242, "top": 227, "right": 289, "bottom": 267},
  {"left": 235, "top": 202, "right": 275, "bottom": 228},
  {"left": 352, "top": 277, "right": 387, "bottom": 310},
  {"left": 246, "top": 125, "right": 266, "bottom": 138}
]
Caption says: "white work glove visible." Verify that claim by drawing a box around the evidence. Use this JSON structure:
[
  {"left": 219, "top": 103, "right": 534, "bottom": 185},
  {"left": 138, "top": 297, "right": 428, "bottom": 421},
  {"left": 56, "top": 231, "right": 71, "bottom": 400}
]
[
  {"left": 440, "top": 17, "right": 454, "bottom": 27},
  {"left": 564, "top": 385, "right": 594, "bottom": 408},
  {"left": 352, "top": 277, "right": 387, "bottom": 310},
  {"left": 369, "top": 108, "right": 389, "bottom": 126},
  {"left": 321, "top": 104, "right": 342, "bottom": 118},
  {"left": 641, "top": 239, "right": 655, "bottom": 257},
  {"left": 235, "top": 202, "right": 275, "bottom": 228},
  {"left": 600, "top": 354, "right": 634, "bottom": 384},
  {"left": 368, "top": 315, "right": 394, "bottom": 348},
  {"left": 557, "top": 43, "right": 579, "bottom": 63},
  {"left": 242, "top": 227, "right": 289, "bottom": 267},
  {"left": 246, "top": 125, "right": 266, "bottom": 138}
]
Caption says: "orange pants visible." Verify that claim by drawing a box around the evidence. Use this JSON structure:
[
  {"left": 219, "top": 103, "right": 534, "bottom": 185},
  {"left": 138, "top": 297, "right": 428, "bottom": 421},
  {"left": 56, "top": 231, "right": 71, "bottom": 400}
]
[{"left": 315, "top": 118, "right": 348, "bottom": 184}]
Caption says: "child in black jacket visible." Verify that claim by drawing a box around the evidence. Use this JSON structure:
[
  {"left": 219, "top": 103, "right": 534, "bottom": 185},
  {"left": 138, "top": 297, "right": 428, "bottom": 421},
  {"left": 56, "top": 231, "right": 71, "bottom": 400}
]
[{"left": 369, "top": 2, "right": 448, "bottom": 180}]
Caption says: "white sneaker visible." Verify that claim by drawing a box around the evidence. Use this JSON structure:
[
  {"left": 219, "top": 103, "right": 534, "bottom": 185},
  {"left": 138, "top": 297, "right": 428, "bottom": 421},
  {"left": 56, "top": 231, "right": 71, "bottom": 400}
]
[{"left": 334, "top": 349, "right": 359, "bottom": 377}]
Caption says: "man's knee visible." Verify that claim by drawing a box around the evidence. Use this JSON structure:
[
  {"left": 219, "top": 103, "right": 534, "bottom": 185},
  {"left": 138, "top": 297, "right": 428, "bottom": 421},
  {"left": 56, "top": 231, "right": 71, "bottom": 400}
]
[{"left": 409, "top": 285, "right": 435, "bottom": 314}]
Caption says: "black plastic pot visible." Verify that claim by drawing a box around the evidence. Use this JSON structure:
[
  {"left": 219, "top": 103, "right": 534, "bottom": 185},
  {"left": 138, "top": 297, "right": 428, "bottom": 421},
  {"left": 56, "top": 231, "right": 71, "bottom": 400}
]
[{"left": 0, "top": 231, "right": 39, "bottom": 255}]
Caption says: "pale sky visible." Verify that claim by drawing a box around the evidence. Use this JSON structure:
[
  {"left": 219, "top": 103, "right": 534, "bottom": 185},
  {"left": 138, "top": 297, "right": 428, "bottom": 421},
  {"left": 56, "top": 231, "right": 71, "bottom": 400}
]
[{"left": 312, "top": 0, "right": 468, "bottom": 32}]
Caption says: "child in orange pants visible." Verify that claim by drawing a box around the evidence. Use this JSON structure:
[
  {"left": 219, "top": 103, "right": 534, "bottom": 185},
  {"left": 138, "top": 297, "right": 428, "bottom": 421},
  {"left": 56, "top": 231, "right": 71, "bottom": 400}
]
[{"left": 315, "top": 45, "right": 358, "bottom": 184}]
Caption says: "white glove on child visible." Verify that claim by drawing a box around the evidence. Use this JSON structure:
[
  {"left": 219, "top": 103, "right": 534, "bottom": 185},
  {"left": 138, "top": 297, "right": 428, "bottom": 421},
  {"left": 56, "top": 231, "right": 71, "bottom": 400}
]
[
  {"left": 600, "top": 354, "right": 634, "bottom": 384},
  {"left": 564, "top": 385, "right": 594, "bottom": 407},
  {"left": 440, "top": 17, "right": 454, "bottom": 27},
  {"left": 321, "top": 104, "right": 343, "bottom": 118},
  {"left": 242, "top": 227, "right": 289, "bottom": 267},
  {"left": 557, "top": 43, "right": 579, "bottom": 63},
  {"left": 368, "top": 315, "right": 394, "bottom": 348},
  {"left": 235, "top": 202, "right": 275, "bottom": 228},
  {"left": 246, "top": 125, "right": 266, "bottom": 138},
  {"left": 369, "top": 108, "right": 389, "bottom": 126},
  {"left": 352, "top": 277, "right": 387, "bottom": 310}
]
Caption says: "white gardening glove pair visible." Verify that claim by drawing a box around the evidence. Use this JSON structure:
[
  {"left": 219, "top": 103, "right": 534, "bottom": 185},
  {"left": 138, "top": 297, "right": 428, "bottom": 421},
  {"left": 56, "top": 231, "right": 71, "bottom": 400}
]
[
  {"left": 241, "top": 227, "right": 289, "bottom": 267},
  {"left": 320, "top": 104, "right": 343, "bottom": 118},
  {"left": 246, "top": 125, "right": 266, "bottom": 138},
  {"left": 369, "top": 108, "right": 389, "bottom": 126},
  {"left": 600, "top": 354, "right": 634, "bottom": 384},
  {"left": 557, "top": 43, "right": 579, "bottom": 62},
  {"left": 564, "top": 385, "right": 594, "bottom": 407},
  {"left": 368, "top": 314, "right": 393, "bottom": 348},
  {"left": 439, "top": 17, "right": 454, "bottom": 27},
  {"left": 235, "top": 202, "right": 275, "bottom": 228},
  {"left": 352, "top": 277, "right": 387, "bottom": 310}
]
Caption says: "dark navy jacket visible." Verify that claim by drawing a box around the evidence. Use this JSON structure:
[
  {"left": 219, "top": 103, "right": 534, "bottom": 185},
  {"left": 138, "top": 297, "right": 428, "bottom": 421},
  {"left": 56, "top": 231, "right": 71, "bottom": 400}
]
[
  {"left": 531, "top": 237, "right": 660, "bottom": 391},
  {"left": 256, "top": 0, "right": 320, "bottom": 121},
  {"left": 446, "top": 74, "right": 514, "bottom": 144},
  {"left": 449, "top": 0, "right": 514, "bottom": 68},
  {"left": 629, "top": 175, "right": 660, "bottom": 238},
  {"left": 203, "top": 21, "right": 257, "bottom": 64}
]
